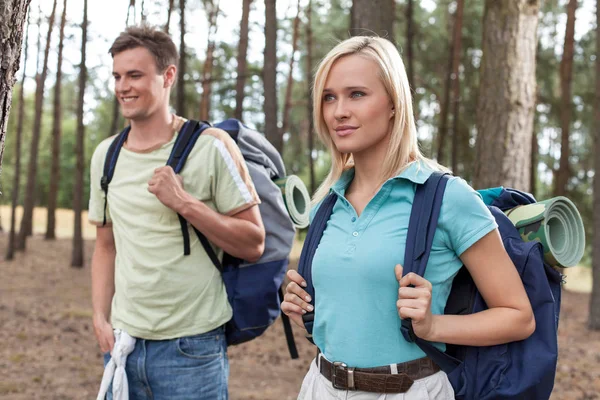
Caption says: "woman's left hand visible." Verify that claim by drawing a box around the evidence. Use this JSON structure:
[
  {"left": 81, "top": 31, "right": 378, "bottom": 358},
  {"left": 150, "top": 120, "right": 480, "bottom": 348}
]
[{"left": 395, "top": 264, "right": 435, "bottom": 340}]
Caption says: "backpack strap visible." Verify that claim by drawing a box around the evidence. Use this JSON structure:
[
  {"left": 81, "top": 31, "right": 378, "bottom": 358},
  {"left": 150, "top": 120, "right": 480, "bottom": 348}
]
[
  {"left": 100, "top": 126, "right": 131, "bottom": 226},
  {"left": 298, "top": 192, "right": 338, "bottom": 343},
  {"left": 400, "top": 172, "right": 461, "bottom": 373}
]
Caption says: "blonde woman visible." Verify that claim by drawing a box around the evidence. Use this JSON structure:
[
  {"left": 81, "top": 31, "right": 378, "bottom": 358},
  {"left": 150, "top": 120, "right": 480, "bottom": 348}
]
[{"left": 281, "top": 36, "right": 535, "bottom": 400}]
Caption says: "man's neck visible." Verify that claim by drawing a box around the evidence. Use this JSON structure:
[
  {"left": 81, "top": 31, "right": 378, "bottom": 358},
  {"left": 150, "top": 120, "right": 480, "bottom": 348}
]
[{"left": 127, "top": 109, "right": 175, "bottom": 150}]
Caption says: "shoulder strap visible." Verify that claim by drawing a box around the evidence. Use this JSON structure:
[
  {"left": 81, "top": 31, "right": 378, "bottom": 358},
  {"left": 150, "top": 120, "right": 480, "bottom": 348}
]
[
  {"left": 299, "top": 193, "right": 338, "bottom": 342},
  {"left": 100, "top": 126, "right": 131, "bottom": 226},
  {"left": 400, "top": 172, "right": 461, "bottom": 373},
  {"left": 166, "top": 120, "right": 216, "bottom": 258}
]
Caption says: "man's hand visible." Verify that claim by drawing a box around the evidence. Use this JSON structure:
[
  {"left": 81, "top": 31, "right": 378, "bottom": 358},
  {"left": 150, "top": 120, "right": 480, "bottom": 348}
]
[
  {"left": 147, "top": 166, "right": 189, "bottom": 212},
  {"left": 93, "top": 315, "right": 115, "bottom": 353}
]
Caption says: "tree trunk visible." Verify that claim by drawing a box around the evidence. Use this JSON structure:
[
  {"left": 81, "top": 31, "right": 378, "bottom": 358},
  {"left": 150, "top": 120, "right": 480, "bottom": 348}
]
[
  {"left": 140, "top": 0, "right": 146, "bottom": 22},
  {"left": 46, "top": 0, "right": 68, "bottom": 240},
  {"left": 234, "top": 0, "right": 252, "bottom": 121},
  {"left": 108, "top": 95, "right": 120, "bottom": 136},
  {"left": 450, "top": 0, "right": 464, "bottom": 173},
  {"left": 17, "top": 0, "right": 58, "bottom": 250},
  {"left": 306, "top": 0, "right": 315, "bottom": 194},
  {"left": 350, "top": 0, "right": 394, "bottom": 43},
  {"left": 264, "top": 0, "right": 280, "bottom": 152},
  {"left": 405, "top": 0, "right": 414, "bottom": 88},
  {"left": 280, "top": 0, "right": 301, "bottom": 140},
  {"left": 176, "top": 0, "right": 186, "bottom": 115},
  {"left": 199, "top": 0, "right": 220, "bottom": 121},
  {"left": 589, "top": 0, "right": 600, "bottom": 331},
  {"left": 530, "top": 118, "right": 538, "bottom": 198},
  {"left": 126, "top": 0, "right": 136, "bottom": 26},
  {"left": 554, "top": 0, "right": 577, "bottom": 197},
  {"left": 436, "top": 6, "right": 454, "bottom": 165},
  {"left": 473, "top": 0, "right": 539, "bottom": 190},
  {"left": 4, "top": 2, "right": 31, "bottom": 260},
  {"left": 165, "top": 0, "right": 174, "bottom": 33},
  {"left": 72, "top": 0, "right": 88, "bottom": 268}
]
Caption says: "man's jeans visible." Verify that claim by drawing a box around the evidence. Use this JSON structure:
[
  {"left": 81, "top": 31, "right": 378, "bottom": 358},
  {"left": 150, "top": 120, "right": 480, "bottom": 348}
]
[{"left": 102, "top": 326, "right": 229, "bottom": 400}]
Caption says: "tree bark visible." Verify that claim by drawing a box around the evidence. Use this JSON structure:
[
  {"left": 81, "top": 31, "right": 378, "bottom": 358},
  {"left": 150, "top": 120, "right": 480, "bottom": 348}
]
[
  {"left": 108, "top": 95, "right": 120, "bottom": 136},
  {"left": 306, "top": 0, "right": 315, "bottom": 194},
  {"left": 199, "top": 0, "right": 220, "bottom": 121},
  {"left": 405, "top": 0, "right": 414, "bottom": 88},
  {"left": 263, "top": 0, "right": 280, "bottom": 151},
  {"left": 4, "top": 2, "right": 32, "bottom": 260},
  {"left": 165, "top": 0, "right": 174, "bottom": 33},
  {"left": 473, "top": 0, "right": 539, "bottom": 190},
  {"left": 176, "top": 0, "right": 186, "bottom": 115},
  {"left": 436, "top": 5, "right": 454, "bottom": 165},
  {"left": 350, "top": 0, "right": 394, "bottom": 43},
  {"left": 554, "top": 0, "right": 577, "bottom": 197},
  {"left": 46, "top": 0, "right": 68, "bottom": 240},
  {"left": 589, "top": 0, "right": 600, "bottom": 331},
  {"left": 450, "top": 0, "right": 464, "bottom": 173},
  {"left": 234, "top": 0, "right": 252, "bottom": 121},
  {"left": 17, "top": 0, "right": 58, "bottom": 249},
  {"left": 72, "top": 0, "right": 88, "bottom": 268},
  {"left": 280, "top": 0, "right": 301, "bottom": 139}
]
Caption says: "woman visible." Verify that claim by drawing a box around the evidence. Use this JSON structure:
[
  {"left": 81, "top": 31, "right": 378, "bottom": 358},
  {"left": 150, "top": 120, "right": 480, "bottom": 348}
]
[{"left": 281, "top": 36, "right": 535, "bottom": 400}]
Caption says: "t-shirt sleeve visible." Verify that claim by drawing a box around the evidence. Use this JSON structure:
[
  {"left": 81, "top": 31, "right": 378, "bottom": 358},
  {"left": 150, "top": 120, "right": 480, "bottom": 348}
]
[
  {"left": 88, "top": 140, "right": 112, "bottom": 226},
  {"left": 206, "top": 129, "right": 260, "bottom": 216},
  {"left": 438, "top": 177, "right": 498, "bottom": 256}
]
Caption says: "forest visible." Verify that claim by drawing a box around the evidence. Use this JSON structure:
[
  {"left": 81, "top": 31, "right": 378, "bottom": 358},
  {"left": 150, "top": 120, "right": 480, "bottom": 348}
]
[{"left": 0, "top": 0, "right": 599, "bottom": 398}]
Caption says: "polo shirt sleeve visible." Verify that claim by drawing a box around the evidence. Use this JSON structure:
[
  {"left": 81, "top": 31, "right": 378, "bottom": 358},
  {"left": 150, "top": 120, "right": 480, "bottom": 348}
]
[
  {"left": 205, "top": 128, "right": 260, "bottom": 216},
  {"left": 88, "top": 139, "right": 113, "bottom": 226},
  {"left": 438, "top": 177, "right": 498, "bottom": 256}
]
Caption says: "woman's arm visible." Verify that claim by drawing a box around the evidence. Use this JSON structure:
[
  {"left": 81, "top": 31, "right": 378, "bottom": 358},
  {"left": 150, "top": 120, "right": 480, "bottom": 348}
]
[{"left": 397, "top": 228, "right": 535, "bottom": 346}]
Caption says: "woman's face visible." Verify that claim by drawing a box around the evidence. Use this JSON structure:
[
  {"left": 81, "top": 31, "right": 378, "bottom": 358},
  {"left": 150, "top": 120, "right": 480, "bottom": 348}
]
[{"left": 321, "top": 54, "right": 395, "bottom": 156}]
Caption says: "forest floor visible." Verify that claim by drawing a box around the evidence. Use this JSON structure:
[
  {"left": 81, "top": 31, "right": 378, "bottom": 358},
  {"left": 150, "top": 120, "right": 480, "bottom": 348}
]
[{"left": 0, "top": 208, "right": 599, "bottom": 399}]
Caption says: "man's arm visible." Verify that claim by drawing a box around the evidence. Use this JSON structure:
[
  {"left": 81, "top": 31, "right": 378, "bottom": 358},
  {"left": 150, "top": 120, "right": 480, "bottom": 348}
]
[
  {"left": 148, "top": 167, "right": 265, "bottom": 262},
  {"left": 91, "top": 225, "right": 116, "bottom": 353}
]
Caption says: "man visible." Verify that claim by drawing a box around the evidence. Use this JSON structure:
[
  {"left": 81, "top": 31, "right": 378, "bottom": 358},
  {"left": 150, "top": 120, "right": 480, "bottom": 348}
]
[{"left": 89, "top": 25, "right": 265, "bottom": 399}]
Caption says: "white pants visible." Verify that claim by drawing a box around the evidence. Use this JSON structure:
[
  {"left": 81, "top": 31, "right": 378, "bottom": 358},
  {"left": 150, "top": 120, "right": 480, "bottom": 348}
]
[{"left": 298, "top": 357, "right": 455, "bottom": 400}]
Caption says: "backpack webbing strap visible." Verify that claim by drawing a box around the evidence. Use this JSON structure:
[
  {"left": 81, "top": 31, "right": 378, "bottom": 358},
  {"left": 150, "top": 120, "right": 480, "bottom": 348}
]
[
  {"left": 298, "top": 192, "right": 338, "bottom": 341},
  {"left": 279, "top": 287, "right": 299, "bottom": 359},
  {"left": 166, "top": 120, "right": 209, "bottom": 256},
  {"left": 100, "top": 126, "right": 131, "bottom": 226},
  {"left": 400, "top": 172, "right": 461, "bottom": 373}
]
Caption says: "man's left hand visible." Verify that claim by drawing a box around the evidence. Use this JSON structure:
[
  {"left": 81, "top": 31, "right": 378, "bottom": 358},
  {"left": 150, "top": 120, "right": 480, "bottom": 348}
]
[{"left": 148, "top": 166, "right": 188, "bottom": 212}]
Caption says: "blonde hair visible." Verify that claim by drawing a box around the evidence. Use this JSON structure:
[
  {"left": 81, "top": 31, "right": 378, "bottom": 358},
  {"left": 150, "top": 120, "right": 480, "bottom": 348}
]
[{"left": 312, "top": 36, "right": 446, "bottom": 203}]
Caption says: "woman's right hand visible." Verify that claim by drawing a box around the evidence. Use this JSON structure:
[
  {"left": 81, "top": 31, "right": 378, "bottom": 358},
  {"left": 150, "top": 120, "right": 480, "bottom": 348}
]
[{"left": 281, "top": 270, "right": 314, "bottom": 329}]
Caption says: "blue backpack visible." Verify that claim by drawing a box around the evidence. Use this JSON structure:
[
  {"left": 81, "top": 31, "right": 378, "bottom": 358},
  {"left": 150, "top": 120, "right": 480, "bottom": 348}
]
[
  {"left": 101, "top": 119, "right": 298, "bottom": 358},
  {"left": 299, "top": 172, "right": 561, "bottom": 399}
]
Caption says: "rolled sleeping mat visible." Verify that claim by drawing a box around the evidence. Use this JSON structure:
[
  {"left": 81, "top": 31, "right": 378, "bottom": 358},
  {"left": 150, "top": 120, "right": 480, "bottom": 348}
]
[
  {"left": 274, "top": 175, "right": 311, "bottom": 229},
  {"left": 504, "top": 197, "right": 585, "bottom": 268}
]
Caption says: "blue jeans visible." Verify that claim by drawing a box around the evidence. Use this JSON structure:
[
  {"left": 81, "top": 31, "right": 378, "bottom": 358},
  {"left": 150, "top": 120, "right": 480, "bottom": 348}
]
[{"left": 102, "top": 326, "right": 229, "bottom": 400}]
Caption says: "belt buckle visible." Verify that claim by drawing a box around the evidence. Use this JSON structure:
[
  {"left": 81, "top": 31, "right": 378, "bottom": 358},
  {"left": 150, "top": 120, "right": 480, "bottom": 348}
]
[{"left": 332, "top": 361, "right": 355, "bottom": 390}]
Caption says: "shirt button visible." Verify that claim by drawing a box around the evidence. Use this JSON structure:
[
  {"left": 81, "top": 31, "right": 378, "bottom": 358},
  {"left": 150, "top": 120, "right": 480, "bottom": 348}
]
[
  {"left": 351, "top": 217, "right": 356, "bottom": 222},
  {"left": 352, "top": 231, "right": 359, "bottom": 237}
]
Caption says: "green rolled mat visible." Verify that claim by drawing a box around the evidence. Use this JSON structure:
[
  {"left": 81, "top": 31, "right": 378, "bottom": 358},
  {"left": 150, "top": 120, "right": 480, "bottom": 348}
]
[
  {"left": 274, "top": 175, "right": 311, "bottom": 229},
  {"left": 504, "top": 197, "right": 585, "bottom": 268}
]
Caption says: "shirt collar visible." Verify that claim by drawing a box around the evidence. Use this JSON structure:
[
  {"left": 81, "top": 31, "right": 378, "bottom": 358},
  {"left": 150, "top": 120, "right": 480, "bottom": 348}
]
[{"left": 330, "top": 160, "right": 436, "bottom": 196}]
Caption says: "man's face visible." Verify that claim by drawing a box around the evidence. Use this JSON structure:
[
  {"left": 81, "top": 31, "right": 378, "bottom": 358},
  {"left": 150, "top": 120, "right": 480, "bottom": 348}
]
[{"left": 112, "top": 47, "right": 172, "bottom": 121}]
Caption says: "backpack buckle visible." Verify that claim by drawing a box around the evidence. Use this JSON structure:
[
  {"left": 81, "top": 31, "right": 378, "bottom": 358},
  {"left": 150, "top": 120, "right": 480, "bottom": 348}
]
[{"left": 100, "top": 176, "right": 109, "bottom": 192}]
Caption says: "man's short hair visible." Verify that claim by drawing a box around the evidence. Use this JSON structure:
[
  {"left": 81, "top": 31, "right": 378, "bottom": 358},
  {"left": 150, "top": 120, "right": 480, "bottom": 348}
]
[{"left": 109, "top": 25, "right": 179, "bottom": 73}]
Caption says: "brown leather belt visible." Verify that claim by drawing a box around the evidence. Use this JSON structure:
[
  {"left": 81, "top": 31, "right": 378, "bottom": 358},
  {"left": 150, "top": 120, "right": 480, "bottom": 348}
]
[{"left": 318, "top": 355, "right": 440, "bottom": 393}]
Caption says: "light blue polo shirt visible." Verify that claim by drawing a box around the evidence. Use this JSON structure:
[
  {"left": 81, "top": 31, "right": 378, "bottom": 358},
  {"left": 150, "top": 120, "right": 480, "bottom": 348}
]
[{"left": 310, "top": 161, "right": 498, "bottom": 368}]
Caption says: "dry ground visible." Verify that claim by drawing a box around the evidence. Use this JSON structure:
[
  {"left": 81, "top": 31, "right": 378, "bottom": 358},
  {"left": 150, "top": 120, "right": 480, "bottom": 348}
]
[{"left": 0, "top": 210, "right": 599, "bottom": 399}]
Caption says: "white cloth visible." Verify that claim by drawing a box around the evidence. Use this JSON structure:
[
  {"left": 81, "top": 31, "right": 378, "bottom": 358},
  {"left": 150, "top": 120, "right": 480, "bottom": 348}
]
[
  {"left": 297, "top": 357, "right": 455, "bottom": 400},
  {"left": 96, "top": 329, "right": 137, "bottom": 400}
]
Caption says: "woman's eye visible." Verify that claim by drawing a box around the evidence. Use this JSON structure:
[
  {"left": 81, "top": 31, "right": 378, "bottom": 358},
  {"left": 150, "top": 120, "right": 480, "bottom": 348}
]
[
  {"left": 351, "top": 91, "right": 365, "bottom": 98},
  {"left": 323, "top": 94, "right": 335, "bottom": 101}
]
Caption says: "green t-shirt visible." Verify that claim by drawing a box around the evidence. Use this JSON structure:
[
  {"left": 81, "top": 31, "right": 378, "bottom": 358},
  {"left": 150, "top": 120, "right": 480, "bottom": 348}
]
[{"left": 88, "top": 116, "right": 260, "bottom": 340}]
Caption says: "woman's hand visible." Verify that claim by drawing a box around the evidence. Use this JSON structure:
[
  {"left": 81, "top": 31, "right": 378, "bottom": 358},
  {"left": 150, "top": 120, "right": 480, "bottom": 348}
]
[
  {"left": 395, "top": 264, "right": 435, "bottom": 340},
  {"left": 281, "top": 270, "right": 314, "bottom": 329}
]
